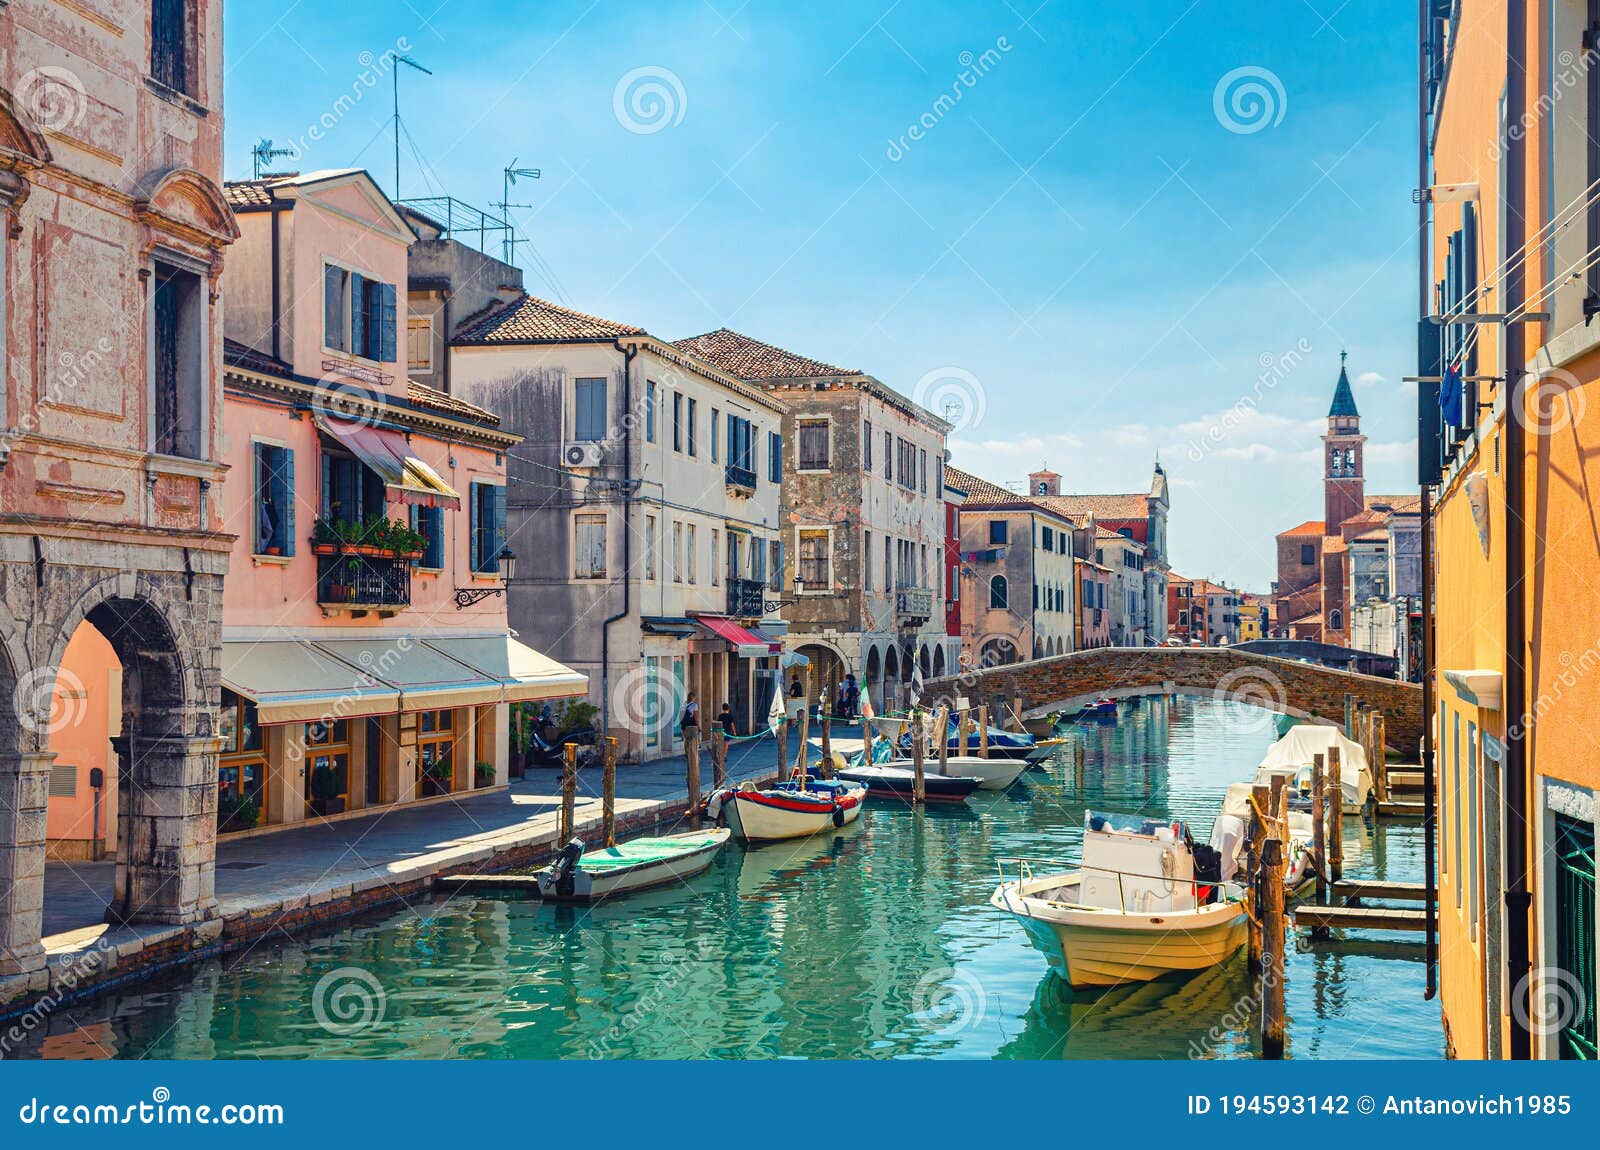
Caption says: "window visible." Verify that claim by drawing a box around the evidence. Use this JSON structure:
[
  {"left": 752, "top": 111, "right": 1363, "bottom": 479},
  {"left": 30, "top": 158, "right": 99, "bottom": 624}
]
[
  {"left": 322, "top": 265, "right": 396, "bottom": 362},
  {"left": 417, "top": 709, "right": 455, "bottom": 795},
  {"left": 672, "top": 521, "right": 683, "bottom": 582},
  {"left": 1041, "top": 526, "right": 1054, "bottom": 551},
  {"left": 863, "top": 420, "right": 873, "bottom": 470},
  {"left": 710, "top": 409, "right": 720, "bottom": 461},
  {"left": 751, "top": 536, "right": 767, "bottom": 585},
  {"left": 989, "top": 520, "right": 1008, "bottom": 545},
  {"left": 409, "top": 504, "right": 445, "bottom": 569},
  {"left": 798, "top": 529, "right": 830, "bottom": 586},
  {"left": 304, "top": 718, "right": 350, "bottom": 813},
  {"left": 218, "top": 690, "right": 265, "bottom": 822},
  {"left": 151, "top": 260, "right": 204, "bottom": 458},
  {"left": 321, "top": 452, "right": 383, "bottom": 526},
  {"left": 989, "top": 575, "right": 1008, "bottom": 609},
  {"left": 673, "top": 392, "right": 683, "bottom": 452},
  {"left": 768, "top": 430, "right": 782, "bottom": 483},
  {"left": 469, "top": 482, "right": 507, "bottom": 574},
  {"left": 253, "top": 443, "right": 295, "bottom": 556},
  {"left": 896, "top": 438, "right": 917, "bottom": 489},
  {"left": 727, "top": 531, "right": 741, "bottom": 582},
  {"left": 686, "top": 524, "right": 697, "bottom": 584},
  {"left": 864, "top": 529, "right": 873, "bottom": 590},
  {"left": 726, "top": 415, "right": 756, "bottom": 476},
  {"left": 798, "top": 419, "right": 830, "bottom": 470},
  {"left": 644, "top": 514, "right": 657, "bottom": 581},
  {"left": 151, "top": 0, "right": 191, "bottom": 94},
  {"left": 687, "top": 397, "right": 698, "bottom": 456},
  {"left": 574, "top": 513, "right": 607, "bottom": 579},
  {"left": 646, "top": 381, "right": 658, "bottom": 443},
  {"left": 1300, "top": 543, "right": 1315, "bottom": 565},
  {"left": 575, "top": 378, "right": 607, "bottom": 441},
  {"left": 768, "top": 539, "right": 782, "bottom": 591},
  {"left": 919, "top": 448, "right": 927, "bottom": 493},
  {"left": 883, "top": 429, "right": 892, "bottom": 478},
  {"left": 883, "top": 534, "right": 892, "bottom": 590},
  {"left": 1329, "top": 609, "right": 1342, "bottom": 631},
  {"left": 407, "top": 316, "right": 433, "bottom": 373}
]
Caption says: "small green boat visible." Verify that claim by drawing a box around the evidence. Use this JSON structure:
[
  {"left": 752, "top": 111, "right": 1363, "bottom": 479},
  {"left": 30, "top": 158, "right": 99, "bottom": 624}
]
[{"left": 537, "top": 829, "right": 731, "bottom": 902}]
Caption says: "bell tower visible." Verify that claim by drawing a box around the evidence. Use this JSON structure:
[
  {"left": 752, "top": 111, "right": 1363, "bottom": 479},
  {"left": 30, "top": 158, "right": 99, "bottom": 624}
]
[{"left": 1322, "top": 351, "right": 1365, "bottom": 532}]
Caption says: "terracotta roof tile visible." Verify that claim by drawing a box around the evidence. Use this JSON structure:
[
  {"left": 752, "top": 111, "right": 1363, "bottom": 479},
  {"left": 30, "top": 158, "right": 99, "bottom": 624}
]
[
  {"left": 671, "top": 328, "right": 855, "bottom": 380},
  {"left": 1037, "top": 493, "right": 1149, "bottom": 521},
  {"left": 453, "top": 293, "right": 645, "bottom": 344},
  {"left": 1366, "top": 494, "right": 1421, "bottom": 515},
  {"left": 223, "top": 180, "right": 276, "bottom": 209},
  {"left": 1278, "top": 519, "right": 1326, "bottom": 537},
  {"left": 943, "top": 466, "right": 1029, "bottom": 506},
  {"left": 407, "top": 380, "right": 500, "bottom": 425}
]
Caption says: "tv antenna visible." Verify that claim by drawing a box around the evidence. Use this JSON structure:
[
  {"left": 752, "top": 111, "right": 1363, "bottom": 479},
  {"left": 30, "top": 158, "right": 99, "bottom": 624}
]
[
  {"left": 496, "top": 159, "right": 541, "bottom": 263},
  {"left": 392, "top": 54, "right": 434, "bottom": 199},
  {"left": 251, "top": 138, "right": 293, "bottom": 179}
]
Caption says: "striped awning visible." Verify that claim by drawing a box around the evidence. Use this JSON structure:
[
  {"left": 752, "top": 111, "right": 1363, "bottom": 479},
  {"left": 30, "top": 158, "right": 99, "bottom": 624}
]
[{"left": 315, "top": 414, "right": 461, "bottom": 509}]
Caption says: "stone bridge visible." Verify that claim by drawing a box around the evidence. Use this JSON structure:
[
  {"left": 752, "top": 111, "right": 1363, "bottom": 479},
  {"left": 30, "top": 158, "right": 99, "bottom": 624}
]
[{"left": 926, "top": 646, "right": 1423, "bottom": 754}]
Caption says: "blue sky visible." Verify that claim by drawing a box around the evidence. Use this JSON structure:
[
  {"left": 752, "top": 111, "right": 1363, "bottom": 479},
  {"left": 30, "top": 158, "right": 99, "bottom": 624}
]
[{"left": 223, "top": 0, "right": 1419, "bottom": 590}]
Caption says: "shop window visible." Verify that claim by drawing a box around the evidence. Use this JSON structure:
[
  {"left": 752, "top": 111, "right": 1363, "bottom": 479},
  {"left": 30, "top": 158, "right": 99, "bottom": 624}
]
[
  {"left": 304, "top": 717, "right": 350, "bottom": 816},
  {"left": 219, "top": 691, "right": 266, "bottom": 833},
  {"left": 418, "top": 709, "right": 456, "bottom": 797}
]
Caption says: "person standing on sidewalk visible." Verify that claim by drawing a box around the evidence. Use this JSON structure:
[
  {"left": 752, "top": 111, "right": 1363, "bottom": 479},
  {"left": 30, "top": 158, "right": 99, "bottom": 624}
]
[
  {"left": 718, "top": 701, "right": 737, "bottom": 737},
  {"left": 680, "top": 692, "right": 701, "bottom": 740}
]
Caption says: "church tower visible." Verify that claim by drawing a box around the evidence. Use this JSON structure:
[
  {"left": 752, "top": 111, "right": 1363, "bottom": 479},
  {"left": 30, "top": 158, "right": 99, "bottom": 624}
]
[{"left": 1322, "top": 351, "right": 1365, "bottom": 532}]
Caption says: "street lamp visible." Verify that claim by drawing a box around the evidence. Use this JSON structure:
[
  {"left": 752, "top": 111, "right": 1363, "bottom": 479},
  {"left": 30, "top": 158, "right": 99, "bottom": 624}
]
[
  {"left": 455, "top": 546, "right": 517, "bottom": 610},
  {"left": 762, "top": 574, "right": 806, "bottom": 616}
]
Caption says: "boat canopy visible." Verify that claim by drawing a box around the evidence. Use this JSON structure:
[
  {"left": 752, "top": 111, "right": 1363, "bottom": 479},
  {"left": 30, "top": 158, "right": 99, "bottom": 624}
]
[
  {"left": 1084, "top": 810, "right": 1188, "bottom": 840},
  {"left": 1255, "top": 724, "right": 1373, "bottom": 804}
]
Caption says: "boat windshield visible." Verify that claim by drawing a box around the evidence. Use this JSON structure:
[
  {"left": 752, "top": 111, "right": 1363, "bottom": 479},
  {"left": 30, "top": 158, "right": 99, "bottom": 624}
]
[{"left": 1084, "top": 810, "right": 1189, "bottom": 839}]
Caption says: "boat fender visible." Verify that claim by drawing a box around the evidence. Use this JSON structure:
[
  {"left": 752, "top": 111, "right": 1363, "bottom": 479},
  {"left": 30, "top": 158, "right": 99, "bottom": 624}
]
[{"left": 832, "top": 803, "right": 846, "bottom": 828}]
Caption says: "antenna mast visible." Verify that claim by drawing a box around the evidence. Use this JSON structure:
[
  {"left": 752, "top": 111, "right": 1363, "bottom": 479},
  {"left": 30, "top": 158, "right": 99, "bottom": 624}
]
[
  {"left": 392, "top": 54, "right": 433, "bottom": 199},
  {"left": 497, "top": 159, "right": 542, "bottom": 264}
]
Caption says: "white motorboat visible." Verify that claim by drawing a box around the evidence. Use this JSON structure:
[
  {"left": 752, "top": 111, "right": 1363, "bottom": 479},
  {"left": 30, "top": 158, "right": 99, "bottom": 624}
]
[
  {"left": 991, "top": 811, "right": 1247, "bottom": 989},
  {"left": 1256, "top": 724, "right": 1375, "bottom": 807},
  {"left": 1209, "top": 782, "right": 1315, "bottom": 894},
  {"left": 536, "top": 829, "right": 731, "bottom": 901},
  {"left": 883, "top": 754, "right": 1028, "bottom": 791},
  {"left": 706, "top": 778, "right": 866, "bottom": 844}
]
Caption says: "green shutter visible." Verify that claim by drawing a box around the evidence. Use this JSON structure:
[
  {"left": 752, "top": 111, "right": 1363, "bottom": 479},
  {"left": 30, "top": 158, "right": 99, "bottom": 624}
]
[
  {"left": 469, "top": 483, "right": 482, "bottom": 571},
  {"left": 491, "top": 486, "right": 507, "bottom": 568},
  {"left": 378, "top": 282, "right": 398, "bottom": 362},
  {"left": 280, "top": 448, "right": 296, "bottom": 556}
]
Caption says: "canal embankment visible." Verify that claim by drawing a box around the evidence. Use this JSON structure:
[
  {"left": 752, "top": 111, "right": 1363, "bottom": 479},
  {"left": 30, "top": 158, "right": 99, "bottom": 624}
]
[{"left": 0, "top": 736, "right": 785, "bottom": 1023}]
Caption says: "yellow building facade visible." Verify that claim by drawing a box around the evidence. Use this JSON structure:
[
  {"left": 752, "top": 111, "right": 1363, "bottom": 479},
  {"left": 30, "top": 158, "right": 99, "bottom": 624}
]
[{"left": 1427, "top": 0, "right": 1596, "bottom": 1060}]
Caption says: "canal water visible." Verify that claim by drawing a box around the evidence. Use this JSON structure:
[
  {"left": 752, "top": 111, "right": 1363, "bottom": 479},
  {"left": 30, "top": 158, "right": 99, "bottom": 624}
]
[{"left": 17, "top": 696, "right": 1442, "bottom": 1060}]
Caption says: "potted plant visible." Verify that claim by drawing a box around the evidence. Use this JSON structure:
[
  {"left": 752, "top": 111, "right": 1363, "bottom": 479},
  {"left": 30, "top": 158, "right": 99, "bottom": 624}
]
[
  {"left": 309, "top": 763, "right": 346, "bottom": 816},
  {"left": 217, "top": 793, "right": 260, "bottom": 834},
  {"left": 474, "top": 760, "right": 496, "bottom": 788}
]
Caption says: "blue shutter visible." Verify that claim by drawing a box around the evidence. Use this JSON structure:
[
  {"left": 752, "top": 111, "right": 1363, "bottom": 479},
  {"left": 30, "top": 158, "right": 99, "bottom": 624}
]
[
  {"left": 323, "top": 266, "right": 344, "bottom": 350},
  {"left": 320, "top": 453, "right": 332, "bottom": 517},
  {"left": 349, "top": 273, "right": 366, "bottom": 357},
  {"left": 469, "top": 482, "right": 482, "bottom": 570},
  {"left": 252, "top": 445, "right": 265, "bottom": 553},
  {"left": 491, "top": 486, "right": 507, "bottom": 569},
  {"left": 378, "top": 282, "right": 398, "bottom": 363},
  {"left": 280, "top": 448, "right": 296, "bottom": 556},
  {"left": 428, "top": 507, "right": 445, "bottom": 569}
]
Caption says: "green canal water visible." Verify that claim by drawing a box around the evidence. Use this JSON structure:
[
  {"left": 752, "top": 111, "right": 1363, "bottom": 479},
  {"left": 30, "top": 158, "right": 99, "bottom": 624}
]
[{"left": 20, "top": 697, "right": 1443, "bottom": 1060}]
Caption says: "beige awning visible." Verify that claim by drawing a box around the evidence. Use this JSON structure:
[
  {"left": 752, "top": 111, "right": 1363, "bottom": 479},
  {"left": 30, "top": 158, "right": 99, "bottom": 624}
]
[
  {"left": 314, "top": 637, "right": 503, "bottom": 712},
  {"left": 221, "top": 640, "right": 400, "bottom": 725},
  {"left": 422, "top": 635, "right": 588, "bottom": 702},
  {"left": 314, "top": 414, "right": 462, "bottom": 509}
]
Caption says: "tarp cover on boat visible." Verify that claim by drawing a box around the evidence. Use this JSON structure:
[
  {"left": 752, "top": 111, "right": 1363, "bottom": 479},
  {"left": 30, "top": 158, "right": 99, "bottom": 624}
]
[{"left": 1256, "top": 724, "right": 1373, "bottom": 804}]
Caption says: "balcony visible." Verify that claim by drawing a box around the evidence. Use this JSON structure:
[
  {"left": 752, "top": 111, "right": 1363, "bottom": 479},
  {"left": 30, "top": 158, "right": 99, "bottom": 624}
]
[
  {"left": 895, "top": 586, "right": 935, "bottom": 625},
  {"left": 317, "top": 552, "right": 413, "bottom": 614},
  {"left": 724, "top": 464, "right": 757, "bottom": 496},
  {"left": 726, "top": 577, "right": 766, "bottom": 619}
]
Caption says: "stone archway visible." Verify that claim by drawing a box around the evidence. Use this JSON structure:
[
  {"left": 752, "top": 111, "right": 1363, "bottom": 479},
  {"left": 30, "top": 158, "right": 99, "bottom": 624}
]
[
  {"left": 46, "top": 577, "right": 221, "bottom": 930},
  {"left": 0, "top": 612, "right": 43, "bottom": 977},
  {"left": 883, "top": 647, "right": 901, "bottom": 711},
  {"left": 932, "top": 645, "right": 947, "bottom": 679}
]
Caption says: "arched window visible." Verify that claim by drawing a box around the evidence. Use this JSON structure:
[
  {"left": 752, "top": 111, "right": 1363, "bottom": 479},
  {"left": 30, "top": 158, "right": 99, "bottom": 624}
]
[
  {"left": 1329, "top": 609, "right": 1343, "bottom": 631},
  {"left": 989, "top": 575, "right": 1008, "bottom": 609}
]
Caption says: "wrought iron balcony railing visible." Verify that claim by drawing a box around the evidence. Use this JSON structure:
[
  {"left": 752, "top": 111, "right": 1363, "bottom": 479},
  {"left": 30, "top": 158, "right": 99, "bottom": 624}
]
[
  {"left": 726, "top": 578, "right": 766, "bottom": 619},
  {"left": 317, "top": 553, "right": 413, "bottom": 610}
]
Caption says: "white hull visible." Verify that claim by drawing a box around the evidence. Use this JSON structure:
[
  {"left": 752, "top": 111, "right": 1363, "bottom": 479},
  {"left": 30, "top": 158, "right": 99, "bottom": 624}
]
[
  {"left": 720, "top": 787, "right": 865, "bottom": 844},
  {"left": 883, "top": 755, "right": 1028, "bottom": 791},
  {"left": 536, "top": 830, "right": 730, "bottom": 901},
  {"left": 991, "top": 872, "right": 1248, "bottom": 988}
]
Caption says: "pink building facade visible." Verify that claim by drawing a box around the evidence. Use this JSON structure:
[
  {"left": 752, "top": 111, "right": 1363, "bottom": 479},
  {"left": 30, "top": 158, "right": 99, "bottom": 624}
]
[
  {"left": 2, "top": 1, "right": 240, "bottom": 985},
  {"left": 216, "top": 169, "right": 584, "bottom": 833}
]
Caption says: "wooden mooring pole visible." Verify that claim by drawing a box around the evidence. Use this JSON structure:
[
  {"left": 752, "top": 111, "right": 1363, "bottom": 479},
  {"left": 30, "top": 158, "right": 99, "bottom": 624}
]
[
  {"left": 1343, "top": 693, "right": 1354, "bottom": 739},
  {"left": 794, "top": 706, "right": 810, "bottom": 780},
  {"left": 686, "top": 726, "right": 702, "bottom": 830},
  {"left": 560, "top": 741, "right": 578, "bottom": 844},
  {"left": 1327, "top": 748, "right": 1344, "bottom": 885},
  {"left": 935, "top": 705, "right": 950, "bottom": 777},
  {"left": 1260, "top": 836, "right": 1287, "bottom": 1059},
  {"left": 602, "top": 736, "right": 618, "bottom": 847},
  {"left": 819, "top": 677, "right": 834, "bottom": 779},
  {"left": 1373, "top": 710, "right": 1388, "bottom": 802},
  {"left": 775, "top": 716, "right": 788, "bottom": 784},
  {"left": 1247, "top": 783, "right": 1270, "bottom": 972},
  {"left": 958, "top": 708, "right": 971, "bottom": 757},
  {"left": 911, "top": 706, "right": 927, "bottom": 804},
  {"left": 1311, "top": 752, "right": 1327, "bottom": 906},
  {"left": 710, "top": 728, "right": 727, "bottom": 790},
  {"left": 977, "top": 705, "right": 990, "bottom": 759}
]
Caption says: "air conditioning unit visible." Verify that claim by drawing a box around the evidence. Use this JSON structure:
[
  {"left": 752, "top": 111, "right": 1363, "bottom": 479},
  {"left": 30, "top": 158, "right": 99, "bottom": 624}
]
[{"left": 564, "top": 442, "right": 604, "bottom": 469}]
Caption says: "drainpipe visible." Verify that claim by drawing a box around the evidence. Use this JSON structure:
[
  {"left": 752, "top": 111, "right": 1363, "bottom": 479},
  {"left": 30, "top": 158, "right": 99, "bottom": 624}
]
[
  {"left": 599, "top": 339, "right": 639, "bottom": 747},
  {"left": 1502, "top": 3, "right": 1533, "bottom": 1061},
  {"left": 1417, "top": 0, "right": 1439, "bottom": 1002},
  {"left": 269, "top": 199, "right": 287, "bottom": 361}
]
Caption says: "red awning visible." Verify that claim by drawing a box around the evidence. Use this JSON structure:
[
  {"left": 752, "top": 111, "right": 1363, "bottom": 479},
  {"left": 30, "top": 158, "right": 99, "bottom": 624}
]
[
  {"left": 315, "top": 414, "right": 462, "bottom": 510},
  {"left": 693, "top": 615, "right": 780, "bottom": 658}
]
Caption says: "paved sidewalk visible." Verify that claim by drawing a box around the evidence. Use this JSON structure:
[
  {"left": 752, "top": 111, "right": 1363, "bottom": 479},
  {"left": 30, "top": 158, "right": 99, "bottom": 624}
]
[{"left": 40, "top": 730, "right": 789, "bottom": 949}]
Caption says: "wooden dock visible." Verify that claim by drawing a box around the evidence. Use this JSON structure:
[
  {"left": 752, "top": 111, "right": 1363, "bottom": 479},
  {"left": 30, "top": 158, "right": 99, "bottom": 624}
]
[
  {"left": 1330, "top": 878, "right": 1428, "bottom": 902},
  {"left": 1294, "top": 904, "right": 1429, "bottom": 931}
]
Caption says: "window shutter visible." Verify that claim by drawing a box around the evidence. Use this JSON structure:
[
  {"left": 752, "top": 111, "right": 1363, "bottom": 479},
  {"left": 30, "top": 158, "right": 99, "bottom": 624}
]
[
  {"left": 469, "top": 482, "right": 482, "bottom": 571},
  {"left": 320, "top": 453, "right": 332, "bottom": 518},
  {"left": 252, "top": 445, "right": 266, "bottom": 552},
  {"left": 324, "top": 266, "right": 344, "bottom": 350},
  {"left": 491, "top": 486, "right": 507, "bottom": 568},
  {"left": 281, "top": 448, "right": 296, "bottom": 556},
  {"left": 379, "top": 283, "right": 398, "bottom": 363},
  {"left": 349, "top": 273, "right": 367, "bottom": 356}
]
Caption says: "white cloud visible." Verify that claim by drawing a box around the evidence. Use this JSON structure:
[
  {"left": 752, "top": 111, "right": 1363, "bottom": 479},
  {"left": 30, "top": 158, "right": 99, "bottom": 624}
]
[{"left": 1355, "top": 370, "right": 1386, "bottom": 389}]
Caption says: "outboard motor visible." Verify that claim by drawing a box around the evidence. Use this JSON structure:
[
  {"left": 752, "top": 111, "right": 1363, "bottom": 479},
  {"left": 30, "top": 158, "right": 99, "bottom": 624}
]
[{"left": 550, "top": 838, "right": 585, "bottom": 900}]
